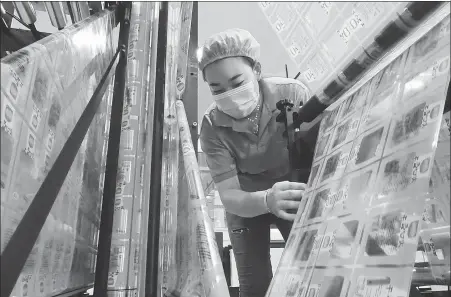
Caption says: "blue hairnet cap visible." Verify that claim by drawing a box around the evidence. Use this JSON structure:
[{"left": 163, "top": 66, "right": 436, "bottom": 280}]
[{"left": 198, "top": 28, "right": 261, "bottom": 72}]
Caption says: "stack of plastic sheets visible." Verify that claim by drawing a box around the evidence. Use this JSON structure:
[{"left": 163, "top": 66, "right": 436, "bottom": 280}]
[
  {"left": 266, "top": 13, "right": 450, "bottom": 297},
  {"left": 1, "top": 9, "right": 116, "bottom": 297},
  {"left": 105, "top": 3, "right": 156, "bottom": 297}
]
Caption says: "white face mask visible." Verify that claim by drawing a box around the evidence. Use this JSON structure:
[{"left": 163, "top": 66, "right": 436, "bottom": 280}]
[{"left": 212, "top": 81, "right": 260, "bottom": 119}]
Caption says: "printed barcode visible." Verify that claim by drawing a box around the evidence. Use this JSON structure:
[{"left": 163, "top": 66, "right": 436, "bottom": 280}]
[
  {"left": 110, "top": 246, "right": 124, "bottom": 271},
  {"left": 123, "top": 130, "right": 134, "bottom": 150}
]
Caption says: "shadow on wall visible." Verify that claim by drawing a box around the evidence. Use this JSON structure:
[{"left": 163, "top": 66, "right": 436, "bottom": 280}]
[{"left": 197, "top": 2, "right": 297, "bottom": 124}]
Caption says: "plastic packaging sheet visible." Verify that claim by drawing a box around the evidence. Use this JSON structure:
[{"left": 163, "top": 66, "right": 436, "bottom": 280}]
[
  {"left": 258, "top": 2, "right": 450, "bottom": 106},
  {"left": 175, "top": 2, "right": 193, "bottom": 100},
  {"left": 106, "top": 3, "right": 155, "bottom": 296},
  {"left": 153, "top": 2, "right": 230, "bottom": 296},
  {"left": 1, "top": 8, "right": 116, "bottom": 297},
  {"left": 156, "top": 2, "right": 183, "bottom": 296},
  {"left": 175, "top": 101, "right": 230, "bottom": 297},
  {"left": 266, "top": 14, "right": 450, "bottom": 297},
  {"left": 258, "top": 2, "right": 403, "bottom": 93},
  {"left": 421, "top": 110, "right": 451, "bottom": 286}
]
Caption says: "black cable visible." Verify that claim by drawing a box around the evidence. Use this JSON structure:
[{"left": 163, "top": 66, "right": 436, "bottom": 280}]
[
  {"left": 29, "top": 23, "right": 42, "bottom": 40},
  {"left": 3, "top": 10, "right": 45, "bottom": 40},
  {"left": 3, "top": 10, "right": 30, "bottom": 29},
  {"left": 0, "top": 16, "right": 28, "bottom": 48}
]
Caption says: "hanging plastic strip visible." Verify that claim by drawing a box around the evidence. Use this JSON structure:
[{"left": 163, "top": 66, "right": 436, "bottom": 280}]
[
  {"left": 44, "top": 2, "right": 67, "bottom": 30},
  {"left": 106, "top": 3, "right": 154, "bottom": 296},
  {"left": 157, "top": 2, "right": 183, "bottom": 295},
  {"left": 176, "top": 100, "right": 231, "bottom": 297}
]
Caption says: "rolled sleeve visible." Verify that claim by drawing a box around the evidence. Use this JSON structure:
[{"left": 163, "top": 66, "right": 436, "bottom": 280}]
[{"left": 200, "top": 116, "right": 237, "bottom": 183}]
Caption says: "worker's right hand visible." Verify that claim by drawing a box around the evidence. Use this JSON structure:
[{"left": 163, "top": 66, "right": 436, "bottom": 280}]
[{"left": 266, "top": 181, "right": 306, "bottom": 221}]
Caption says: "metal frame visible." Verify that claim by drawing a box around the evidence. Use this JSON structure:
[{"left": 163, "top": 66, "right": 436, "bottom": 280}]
[{"left": 145, "top": 2, "right": 169, "bottom": 296}]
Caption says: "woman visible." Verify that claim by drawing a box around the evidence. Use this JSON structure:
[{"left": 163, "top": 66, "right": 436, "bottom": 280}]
[{"left": 199, "top": 28, "right": 311, "bottom": 297}]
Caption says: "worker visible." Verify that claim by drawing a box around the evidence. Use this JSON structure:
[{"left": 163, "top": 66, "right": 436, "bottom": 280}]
[{"left": 198, "top": 28, "right": 311, "bottom": 297}]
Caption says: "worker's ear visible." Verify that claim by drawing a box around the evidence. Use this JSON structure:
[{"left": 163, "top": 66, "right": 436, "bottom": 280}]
[{"left": 253, "top": 62, "right": 262, "bottom": 81}]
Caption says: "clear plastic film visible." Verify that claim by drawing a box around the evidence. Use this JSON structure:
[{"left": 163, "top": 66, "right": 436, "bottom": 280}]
[
  {"left": 266, "top": 13, "right": 450, "bottom": 297},
  {"left": 106, "top": 3, "right": 154, "bottom": 296},
  {"left": 175, "top": 100, "right": 230, "bottom": 297},
  {"left": 1, "top": 9, "right": 116, "bottom": 297},
  {"left": 417, "top": 16, "right": 451, "bottom": 285},
  {"left": 175, "top": 2, "right": 193, "bottom": 100},
  {"left": 157, "top": 2, "right": 183, "bottom": 295}
]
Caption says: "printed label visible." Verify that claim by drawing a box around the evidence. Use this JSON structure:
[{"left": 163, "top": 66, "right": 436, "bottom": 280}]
[
  {"left": 319, "top": 2, "right": 333, "bottom": 15},
  {"left": 121, "top": 161, "right": 132, "bottom": 184},
  {"left": 366, "top": 211, "right": 420, "bottom": 256},
  {"left": 337, "top": 11, "right": 364, "bottom": 44},
  {"left": 354, "top": 3, "right": 384, "bottom": 28},
  {"left": 30, "top": 104, "right": 42, "bottom": 132},
  {"left": 128, "top": 86, "right": 138, "bottom": 106},
  {"left": 337, "top": 152, "right": 350, "bottom": 168},
  {"left": 320, "top": 231, "right": 336, "bottom": 253},
  {"left": 308, "top": 284, "right": 322, "bottom": 297},
  {"left": 113, "top": 208, "right": 129, "bottom": 235},
  {"left": 312, "top": 235, "right": 324, "bottom": 254},
  {"left": 122, "top": 130, "right": 134, "bottom": 150},
  {"left": 431, "top": 55, "right": 450, "bottom": 79},
  {"left": 274, "top": 18, "right": 286, "bottom": 32},
  {"left": 109, "top": 244, "right": 127, "bottom": 273},
  {"left": 349, "top": 144, "right": 360, "bottom": 163},
  {"left": 303, "top": 68, "right": 316, "bottom": 83},
  {"left": 421, "top": 101, "right": 443, "bottom": 128},
  {"left": 411, "top": 153, "right": 434, "bottom": 182},
  {"left": 2, "top": 101, "right": 15, "bottom": 136},
  {"left": 354, "top": 276, "right": 392, "bottom": 297},
  {"left": 7, "top": 66, "right": 24, "bottom": 100},
  {"left": 326, "top": 185, "right": 349, "bottom": 207},
  {"left": 348, "top": 118, "right": 360, "bottom": 134},
  {"left": 25, "top": 129, "right": 36, "bottom": 160},
  {"left": 46, "top": 130, "right": 55, "bottom": 152},
  {"left": 259, "top": 2, "right": 272, "bottom": 10},
  {"left": 288, "top": 42, "right": 302, "bottom": 58}
]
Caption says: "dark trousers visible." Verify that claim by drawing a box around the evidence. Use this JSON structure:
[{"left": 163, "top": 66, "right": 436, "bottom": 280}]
[{"left": 226, "top": 212, "right": 293, "bottom": 297}]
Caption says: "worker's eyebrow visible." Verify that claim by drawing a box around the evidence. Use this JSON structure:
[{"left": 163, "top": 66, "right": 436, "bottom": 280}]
[
  {"left": 209, "top": 74, "right": 243, "bottom": 87},
  {"left": 229, "top": 74, "right": 242, "bottom": 81}
]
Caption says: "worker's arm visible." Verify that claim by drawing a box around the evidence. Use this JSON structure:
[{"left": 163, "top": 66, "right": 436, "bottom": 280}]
[
  {"left": 215, "top": 175, "right": 271, "bottom": 218},
  {"left": 215, "top": 176, "right": 305, "bottom": 219}
]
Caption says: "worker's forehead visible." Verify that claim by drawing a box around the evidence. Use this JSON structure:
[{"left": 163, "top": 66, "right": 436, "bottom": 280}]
[{"left": 204, "top": 57, "right": 251, "bottom": 81}]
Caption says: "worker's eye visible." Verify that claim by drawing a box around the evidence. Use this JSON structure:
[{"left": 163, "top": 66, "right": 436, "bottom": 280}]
[{"left": 232, "top": 81, "right": 244, "bottom": 88}]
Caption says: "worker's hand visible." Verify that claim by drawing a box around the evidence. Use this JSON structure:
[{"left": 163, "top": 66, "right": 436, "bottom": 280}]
[{"left": 267, "top": 181, "right": 306, "bottom": 221}]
